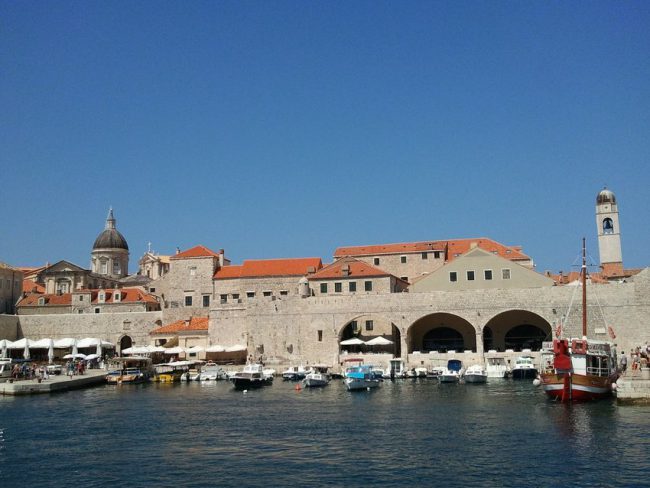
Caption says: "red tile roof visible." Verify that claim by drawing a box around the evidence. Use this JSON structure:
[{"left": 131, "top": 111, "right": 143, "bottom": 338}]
[
  {"left": 214, "top": 258, "right": 322, "bottom": 279},
  {"left": 22, "top": 279, "right": 45, "bottom": 294},
  {"left": 150, "top": 317, "right": 209, "bottom": 335},
  {"left": 17, "top": 288, "right": 159, "bottom": 306},
  {"left": 308, "top": 257, "right": 397, "bottom": 281},
  {"left": 334, "top": 237, "right": 530, "bottom": 262},
  {"left": 171, "top": 245, "right": 221, "bottom": 260}
]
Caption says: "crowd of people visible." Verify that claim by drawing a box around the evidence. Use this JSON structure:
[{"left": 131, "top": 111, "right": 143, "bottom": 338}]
[{"left": 619, "top": 342, "right": 650, "bottom": 375}]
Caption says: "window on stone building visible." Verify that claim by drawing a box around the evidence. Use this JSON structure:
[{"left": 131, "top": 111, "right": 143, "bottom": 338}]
[
  {"left": 232, "top": 293, "right": 240, "bottom": 300},
  {"left": 434, "top": 251, "right": 441, "bottom": 259},
  {"left": 422, "top": 252, "right": 428, "bottom": 260},
  {"left": 78, "top": 310, "right": 83, "bottom": 314},
  {"left": 203, "top": 295, "right": 211, "bottom": 307},
  {"left": 401, "top": 276, "right": 408, "bottom": 282},
  {"left": 280, "top": 290, "right": 288, "bottom": 296},
  {"left": 484, "top": 270, "right": 493, "bottom": 280},
  {"left": 94, "top": 308, "right": 100, "bottom": 313},
  {"left": 502, "top": 269, "right": 511, "bottom": 280},
  {"left": 100, "top": 261, "right": 108, "bottom": 274},
  {"left": 190, "top": 267, "right": 196, "bottom": 276},
  {"left": 349, "top": 282, "right": 357, "bottom": 292},
  {"left": 467, "top": 271, "right": 475, "bottom": 281},
  {"left": 185, "top": 296, "right": 193, "bottom": 306},
  {"left": 364, "top": 281, "right": 372, "bottom": 292},
  {"left": 351, "top": 320, "right": 359, "bottom": 333},
  {"left": 603, "top": 218, "right": 614, "bottom": 234},
  {"left": 449, "top": 272, "right": 457, "bottom": 282},
  {"left": 318, "top": 330, "right": 323, "bottom": 342},
  {"left": 401, "top": 256, "right": 407, "bottom": 264},
  {"left": 373, "top": 258, "right": 380, "bottom": 265},
  {"left": 246, "top": 291, "right": 255, "bottom": 298},
  {"left": 113, "top": 262, "right": 120, "bottom": 274},
  {"left": 334, "top": 282, "right": 342, "bottom": 293},
  {"left": 365, "top": 320, "right": 374, "bottom": 331},
  {"left": 150, "top": 287, "right": 156, "bottom": 293},
  {"left": 320, "top": 283, "right": 328, "bottom": 294},
  {"left": 263, "top": 291, "right": 272, "bottom": 297}
]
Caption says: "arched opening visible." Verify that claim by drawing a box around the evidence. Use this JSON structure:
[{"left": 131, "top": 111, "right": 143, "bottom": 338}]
[
  {"left": 603, "top": 218, "right": 614, "bottom": 235},
  {"left": 338, "top": 314, "right": 400, "bottom": 356},
  {"left": 422, "top": 327, "right": 464, "bottom": 352},
  {"left": 119, "top": 335, "right": 132, "bottom": 354},
  {"left": 483, "top": 310, "right": 551, "bottom": 352},
  {"left": 408, "top": 313, "right": 476, "bottom": 353}
]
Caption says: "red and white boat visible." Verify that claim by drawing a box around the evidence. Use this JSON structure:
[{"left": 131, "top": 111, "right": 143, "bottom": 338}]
[{"left": 539, "top": 239, "right": 618, "bottom": 402}]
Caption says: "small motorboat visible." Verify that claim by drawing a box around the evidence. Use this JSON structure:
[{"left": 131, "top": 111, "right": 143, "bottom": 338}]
[
  {"left": 511, "top": 356, "right": 537, "bottom": 380},
  {"left": 198, "top": 362, "right": 227, "bottom": 381},
  {"left": 463, "top": 364, "right": 488, "bottom": 384},
  {"left": 383, "top": 358, "right": 407, "bottom": 379},
  {"left": 439, "top": 359, "right": 463, "bottom": 383},
  {"left": 230, "top": 363, "right": 273, "bottom": 390},
  {"left": 485, "top": 357, "right": 509, "bottom": 378},
  {"left": 282, "top": 365, "right": 311, "bottom": 381},
  {"left": 303, "top": 365, "right": 330, "bottom": 388},
  {"left": 344, "top": 364, "right": 381, "bottom": 391}
]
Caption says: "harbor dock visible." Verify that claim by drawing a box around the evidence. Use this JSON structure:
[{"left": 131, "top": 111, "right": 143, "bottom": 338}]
[
  {"left": 0, "top": 370, "right": 106, "bottom": 396},
  {"left": 616, "top": 369, "right": 650, "bottom": 405}
]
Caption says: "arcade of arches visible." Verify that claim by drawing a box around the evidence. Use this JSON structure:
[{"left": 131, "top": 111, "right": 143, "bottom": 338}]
[
  {"left": 339, "top": 314, "right": 401, "bottom": 357},
  {"left": 407, "top": 311, "right": 552, "bottom": 354}
]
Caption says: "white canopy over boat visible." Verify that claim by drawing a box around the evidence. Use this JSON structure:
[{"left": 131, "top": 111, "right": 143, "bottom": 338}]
[
  {"left": 225, "top": 344, "right": 246, "bottom": 352},
  {"left": 206, "top": 345, "right": 225, "bottom": 352},
  {"left": 340, "top": 338, "right": 366, "bottom": 346},
  {"left": 365, "top": 337, "right": 393, "bottom": 346}
]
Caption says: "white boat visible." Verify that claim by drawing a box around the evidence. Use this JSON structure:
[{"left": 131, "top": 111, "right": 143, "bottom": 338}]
[
  {"left": 439, "top": 359, "right": 463, "bottom": 383},
  {"left": 303, "top": 365, "right": 330, "bottom": 388},
  {"left": 383, "top": 358, "right": 407, "bottom": 379},
  {"left": 282, "top": 365, "right": 311, "bottom": 381},
  {"left": 230, "top": 363, "right": 273, "bottom": 390},
  {"left": 511, "top": 356, "right": 537, "bottom": 380},
  {"left": 344, "top": 364, "right": 381, "bottom": 391},
  {"left": 485, "top": 357, "right": 509, "bottom": 378},
  {"left": 463, "top": 364, "right": 488, "bottom": 383},
  {"left": 198, "top": 362, "right": 227, "bottom": 381},
  {"left": 427, "top": 366, "right": 447, "bottom": 378},
  {"left": 0, "top": 358, "right": 13, "bottom": 382}
]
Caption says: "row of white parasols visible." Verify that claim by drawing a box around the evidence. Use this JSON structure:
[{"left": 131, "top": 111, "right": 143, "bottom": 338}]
[
  {"left": 0, "top": 337, "right": 115, "bottom": 362},
  {"left": 339, "top": 337, "right": 394, "bottom": 346},
  {"left": 122, "top": 344, "right": 247, "bottom": 355}
]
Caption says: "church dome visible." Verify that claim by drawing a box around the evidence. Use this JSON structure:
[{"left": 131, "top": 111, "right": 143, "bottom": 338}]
[
  {"left": 596, "top": 187, "right": 616, "bottom": 205},
  {"left": 92, "top": 208, "right": 129, "bottom": 250}
]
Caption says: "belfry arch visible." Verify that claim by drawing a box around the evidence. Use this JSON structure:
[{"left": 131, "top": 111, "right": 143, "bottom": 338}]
[
  {"left": 483, "top": 310, "right": 552, "bottom": 352},
  {"left": 407, "top": 313, "right": 476, "bottom": 353}
]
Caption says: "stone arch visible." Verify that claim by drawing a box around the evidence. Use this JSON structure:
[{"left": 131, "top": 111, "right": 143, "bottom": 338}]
[
  {"left": 407, "top": 313, "right": 476, "bottom": 353},
  {"left": 338, "top": 313, "right": 400, "bottom": 356},
  {"left": 483, "top": 310, "right": 552, "bottom": 352},
  {"left": 118, "top": 335, "right": 132, "bottom": 354}
]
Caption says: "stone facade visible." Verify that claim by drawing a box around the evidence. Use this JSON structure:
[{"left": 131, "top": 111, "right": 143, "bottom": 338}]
[{"left": 0, "top": 263, "right": 23, "bottom": 314}]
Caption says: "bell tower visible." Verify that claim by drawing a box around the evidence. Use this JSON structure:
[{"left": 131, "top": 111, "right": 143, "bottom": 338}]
[{"left": 595, "top": 187, "right": 623, "bottom": 277}]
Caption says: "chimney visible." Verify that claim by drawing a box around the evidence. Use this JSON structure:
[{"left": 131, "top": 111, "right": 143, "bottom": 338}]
[
  {"left": 176, "top": 247, "right": 181, "bottom": 255},
  {"left": 307, "top": 266, "right": 316, "bottom": 274},
  {"left": 342, "top": 264, "right": 350, "bottom": 277}
]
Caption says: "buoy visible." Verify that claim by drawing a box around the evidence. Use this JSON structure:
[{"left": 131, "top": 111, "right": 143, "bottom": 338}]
[
  {"left": 532, "top": 378, "right": 541, "bottom": 387},
  {"left": 243, "top": 389, "right": 248, "bottom": 394},
  {"left": 367, "top": 387, "right": 371, "bottom": 391},
  {"left": 295, "top": 384, "right": 302, "bottom": 391}
]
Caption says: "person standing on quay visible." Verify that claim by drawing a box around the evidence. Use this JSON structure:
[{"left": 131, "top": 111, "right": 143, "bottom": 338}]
[{"left": 619, "top": 351, "right": 628, "bottom": 374}]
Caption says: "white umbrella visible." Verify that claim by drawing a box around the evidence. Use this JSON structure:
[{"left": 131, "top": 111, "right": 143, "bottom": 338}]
[
  {"left": 365, "top": 337, "right": 394, "bottom": 346},
  {"left": 23, "top": 341, "right": 30, "bottom": 360},
  {"left": 0, "top": 339, "right": 12, "bottom": 358},
  {"left": 206, "top": 345, "right": 225, "bottom": 353},
  {"left": 225, "top": 344, "right": 246, "bottom": 352},
  {"left": 163, "top": 347, "right": 186, "bottom": 355},
  {"left": 76, "top": 338, "right": 100, "bottom": 348},
  {"left": 71, "top": 339, "right": 78, "bottom": 357},
  {"left": 48, "top": 339, "right": 55, "bottom": 364},
  {"left": 9, "top": 338, "right": 30, "bottom": 349},
  {"left": 96, "top": 341, "right": 102, "bottom": 356},
  {"left": 340, "top": 338, "right": 366, "bottom": 346},
  {"left": 84, "top": 353, "right": 100, "bottom": 361},
  {"left": 63, "top": 353, "right": 86, "bottom": 359}
]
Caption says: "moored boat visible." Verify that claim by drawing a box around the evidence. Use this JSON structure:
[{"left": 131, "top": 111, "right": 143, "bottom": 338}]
[
  {"left": 344, "top": 364, "right": 381, "bottom": 391},
  {"left": 538, "top": 239, "right": 618, "bottom": 402},
  {"left": 230, "top": 363, "right": 273, "bottom": 390},
  {"left": 198, "top": 362, "right": 227, "bottom": 381},
  {"left": 282, "top": 365, "right": 311, "bottom": 381},
  {"left": 511, "top": 356, "right": 537, "bottom": 380},
  {"left": 485, "top": 357, "right": 509, "bottom": 378},
  {"left": 384, "top": 358, "right": 407, "bottom": 379},
  {"left": 154, "top": 361, "right": 194, "bottom": 383},
  {"left": 303, "top": 365, "right": 331, "bottom": 388},
  {"left": 463, "top": 364, "right": 488, "bottom": 383},
  {"left": 106, "top": 357, "right": 153, "bottom": 384},
  {"left": 439, "top": 359, "right": 462, "bottom": 383}
]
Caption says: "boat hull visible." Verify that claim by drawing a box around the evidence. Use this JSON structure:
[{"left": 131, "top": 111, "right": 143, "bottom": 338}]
[
  {"left": 345, "top": 377, "right": 380, "bottom": 391},
  {"left": 231, "top": 377, "right": 272, "bottom": 390},
  {"left": 464, "top": 374, "right": 487, "bottom": 384},
  {"left": 438, "top": 374, "right": 460, "bottom": 383},
  {"left": 511, "top": 368, "right": 537, "bottom": 380},
  {"left": 540, "top": 372, "right": 614, "bottom": 402}
]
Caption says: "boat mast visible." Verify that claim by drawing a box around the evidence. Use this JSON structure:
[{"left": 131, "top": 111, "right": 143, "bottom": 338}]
[{"left": 582, "top": 237, "right": 587, "bottom": 338}]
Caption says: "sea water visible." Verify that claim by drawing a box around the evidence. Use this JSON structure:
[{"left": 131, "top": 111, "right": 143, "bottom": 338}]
[{"left": 0, "top": 379, "right": 648, "bottom": 487}]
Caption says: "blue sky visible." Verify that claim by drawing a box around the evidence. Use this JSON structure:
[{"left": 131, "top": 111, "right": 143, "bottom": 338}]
[{"left": 2, "top": 1, "right": 649, "bottom": 274}]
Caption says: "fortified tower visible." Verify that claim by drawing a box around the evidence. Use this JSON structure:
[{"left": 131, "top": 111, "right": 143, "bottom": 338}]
[
  {"left": 91, "top": 207, "right": 129, "bottom": 279},
  {"left": 595, "top": 187, "right": 623, "bottom": 277}
]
